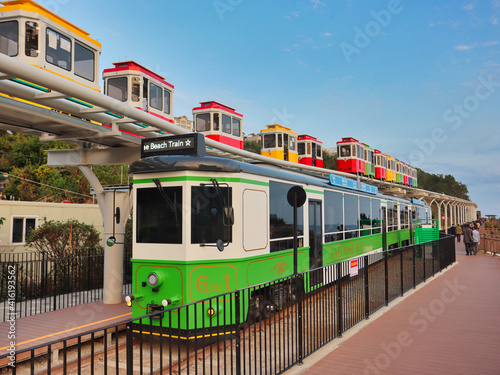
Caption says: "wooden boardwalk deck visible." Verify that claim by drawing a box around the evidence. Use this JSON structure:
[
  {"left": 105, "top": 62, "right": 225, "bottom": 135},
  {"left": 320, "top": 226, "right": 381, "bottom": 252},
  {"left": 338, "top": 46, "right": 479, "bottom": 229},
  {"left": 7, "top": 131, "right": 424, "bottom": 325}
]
[
  {"left": 288, "top": 240, "right": 500, "bottom": 375},
  {"left": 0, "top": 300, "right": 131, "bottom": 367}
]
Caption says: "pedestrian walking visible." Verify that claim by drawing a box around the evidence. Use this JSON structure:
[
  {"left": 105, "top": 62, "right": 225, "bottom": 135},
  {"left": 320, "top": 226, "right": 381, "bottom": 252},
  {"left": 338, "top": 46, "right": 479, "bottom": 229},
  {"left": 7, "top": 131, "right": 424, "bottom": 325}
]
[
  {"left": 472, "top": 226, "right": 480, "bottom": 255},
  {"left": 463, "top": 224, "right": 473, "bottom": 255},
  {"left": 455, "top": 224, "right": 462, "bottom": 243}
]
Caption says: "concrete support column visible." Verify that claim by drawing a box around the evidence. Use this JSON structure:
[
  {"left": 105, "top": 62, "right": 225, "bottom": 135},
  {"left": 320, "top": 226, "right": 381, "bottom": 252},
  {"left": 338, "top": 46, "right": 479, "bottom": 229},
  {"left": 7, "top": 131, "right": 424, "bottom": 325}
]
[
  {"left": 79, "top": 166, "right": 131, "bottom": 304},
  {"left": 102, "top": 190, "right": 131, "bottom": 304}
]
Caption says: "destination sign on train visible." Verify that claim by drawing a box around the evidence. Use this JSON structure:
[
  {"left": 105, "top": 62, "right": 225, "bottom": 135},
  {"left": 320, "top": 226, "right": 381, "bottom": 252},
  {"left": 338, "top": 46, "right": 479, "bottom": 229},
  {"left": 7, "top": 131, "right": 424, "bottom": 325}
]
[
  {"left": 141, "top": 133, "right": 206, "bottom": 158},
  {"left": 329, "top": 174, "right": 378, "bottom": 195}
]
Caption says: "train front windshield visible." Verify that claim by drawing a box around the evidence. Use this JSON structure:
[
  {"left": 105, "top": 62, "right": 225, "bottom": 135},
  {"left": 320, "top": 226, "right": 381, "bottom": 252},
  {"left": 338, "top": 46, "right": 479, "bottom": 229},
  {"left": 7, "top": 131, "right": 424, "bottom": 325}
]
[{"left": 136, "top": 187, "right": 182, "bottom": 244}]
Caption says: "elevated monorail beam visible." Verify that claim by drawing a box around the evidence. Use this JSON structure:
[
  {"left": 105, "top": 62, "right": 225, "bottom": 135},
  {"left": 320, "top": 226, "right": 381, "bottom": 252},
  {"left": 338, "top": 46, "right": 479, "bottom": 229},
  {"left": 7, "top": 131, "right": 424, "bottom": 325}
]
[{"left": 0, "top": 54, "right": 476, "bottom": 207}]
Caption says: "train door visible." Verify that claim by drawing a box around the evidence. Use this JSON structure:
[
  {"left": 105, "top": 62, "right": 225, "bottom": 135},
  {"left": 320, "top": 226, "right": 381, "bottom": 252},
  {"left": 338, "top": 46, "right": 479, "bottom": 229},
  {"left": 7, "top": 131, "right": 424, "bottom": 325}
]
[
  {"left": 284, "top": 133, "right": 289, "bottom": 161},
  {"left": 309, "top": 200, "right": 323, "bottom": 287}
]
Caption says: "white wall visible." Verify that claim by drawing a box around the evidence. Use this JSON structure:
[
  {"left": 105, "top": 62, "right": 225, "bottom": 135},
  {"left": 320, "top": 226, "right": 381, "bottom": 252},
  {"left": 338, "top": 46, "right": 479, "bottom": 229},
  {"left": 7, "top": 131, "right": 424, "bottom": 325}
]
[{"left": 0, "top": 200, "right": 103, "bottom": 253}]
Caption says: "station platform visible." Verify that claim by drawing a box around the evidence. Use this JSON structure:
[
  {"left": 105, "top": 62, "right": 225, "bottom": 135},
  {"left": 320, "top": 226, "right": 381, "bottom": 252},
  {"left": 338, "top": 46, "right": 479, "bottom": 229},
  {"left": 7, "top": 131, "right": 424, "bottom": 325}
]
[
  {"left": 0, "top": 300, "right": 131, "bottom": 367},
  {"left": 288, "top": 240, "right": 500, "bottom": 375}
]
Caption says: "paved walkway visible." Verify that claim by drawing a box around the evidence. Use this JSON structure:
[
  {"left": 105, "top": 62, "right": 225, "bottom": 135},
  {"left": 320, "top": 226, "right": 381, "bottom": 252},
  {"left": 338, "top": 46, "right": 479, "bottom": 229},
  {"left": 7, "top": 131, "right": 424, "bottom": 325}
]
[{"left": 287, "top": 241, "right": 500, "bottom": 375}]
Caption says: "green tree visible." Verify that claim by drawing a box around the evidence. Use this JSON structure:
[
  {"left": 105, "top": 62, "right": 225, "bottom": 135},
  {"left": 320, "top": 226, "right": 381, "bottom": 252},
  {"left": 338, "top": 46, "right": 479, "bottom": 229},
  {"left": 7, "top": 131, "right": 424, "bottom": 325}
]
[
  {"left": 244, "top": 140, "right": 261, "bottom": 154},
  {"left": 322, "top": 151, "right": 337, "bottom": 170}
]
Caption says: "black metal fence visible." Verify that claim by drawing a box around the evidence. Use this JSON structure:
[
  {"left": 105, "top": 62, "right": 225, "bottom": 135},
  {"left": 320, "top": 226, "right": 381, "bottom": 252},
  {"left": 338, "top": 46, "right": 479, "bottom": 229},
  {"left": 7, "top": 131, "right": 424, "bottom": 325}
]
[
  {"left": 0, "top": 249, "right": 133, "bottom": 322},
  {"left": 0, "top": 236, "right": 455, "bottom": 374}
]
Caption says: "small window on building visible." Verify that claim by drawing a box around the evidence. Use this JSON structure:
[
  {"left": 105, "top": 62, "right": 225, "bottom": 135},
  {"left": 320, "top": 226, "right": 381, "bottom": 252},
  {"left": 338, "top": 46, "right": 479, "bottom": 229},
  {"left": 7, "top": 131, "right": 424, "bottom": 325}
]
[
  {"left": 74, "top": 42, "right": 94, "bottom": 81},
  {"left": 0, "top": 20, "right": 19, "bottom": 56},
  {"left": 46, "top": 28, "right": 71, "bottom": 71},
  {"left": 11, "top": 217, "right": 37, "bottom": 244},
  {"left": 25, "top": 21, "right": 38, "bottom": 57}
]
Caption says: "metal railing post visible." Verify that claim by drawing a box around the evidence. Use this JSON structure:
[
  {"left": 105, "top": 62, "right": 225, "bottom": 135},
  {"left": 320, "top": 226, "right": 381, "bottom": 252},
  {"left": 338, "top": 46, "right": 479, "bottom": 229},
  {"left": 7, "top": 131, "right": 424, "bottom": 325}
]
[
  {"left": 364, "top": 255, "right": 369, "bottom": 319},
  {"left": 337, "top": 262, "right": 343, "bottom": 337},
  {"left": 298, "top": 273, "right": 304, "bottom": 364},
  {"left": 235, "top": 290, "right": 242, "bottom": 375},
  {"left": 126, "top": 323, "right": 133, "bottom": 375}
]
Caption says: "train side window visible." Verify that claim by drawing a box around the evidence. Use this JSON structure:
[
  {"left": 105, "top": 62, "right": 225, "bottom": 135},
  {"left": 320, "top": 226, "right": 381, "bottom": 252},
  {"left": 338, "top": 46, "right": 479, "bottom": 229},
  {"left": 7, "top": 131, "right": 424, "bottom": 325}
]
[
  {"left": 46, "top": 28, "right": 71, "bottom": 71},
  {"left": 269, "top": 181, "right": 304, "bottom": 252},
  {"left": 0, "top": 20, "right": 18, "bottom": 56},
  {"left": 107, "top": 77, "right": 128, "bottom": 102},
  {"left": 306, "top": 142, "right": 311, "bottom": 155},
  {"left": 352, "top": 145, "right": 356, "bottom": 157},
  {"left": 195, "top": 113, "right": 211, "bottom": 131},
  {"left": 222, "top": 114, "right": 231, "bottom": 134},
  {"left": 191, "top": 186, "right": 232, "bottom": 244},
  {"left": 371, "top": 199, "right": 381, "bottom": 233},
  {"left": 163, "top": 89, "right": 171, "bottom": 114},
  {"left": 340, "top": 145, "right": 350, "bottom": 157},
  {"left": 232, "top": 118, "right": 240, "bottom": 136},
  {"left": 298, "top": 142, "right": 305, "bottom": 155},
  {"left": 213, "top": 113, "right": 220, "bottom": 130},
  {"left": 344, "top": 194, "right": 359, "bottom": 238},
  {"left": 263, "top": 133, "right": 276, "bottom": 148},
  {"left": 25, "top": 21, "right": 38, "bottom": 57},
  {"left": 289, "top": 136, "right": 296, "bottom": 151},
  {"left": 131, "top": 77, "right": 140, "bottom": 102},
  {"left": 317, "top": 144, "right": 322, "bottom": 157},
  {"left": 142, "top": 78, "right": 148, "bottom": 110},
  {"left": 277, "top": 134, "right": 283, "bottom": 148},
  {"left": 324, "top": 190, "right": 343, "bottom": 242},
  {"left": 359, "top": 196, "right": 371, "bottom": 236},
  {"left": 74, "top": 42, "right": 95, "bottom": 81},
  {"left": 136, "top": 187, "right": 182, "bottom": 244},
  {"left": 149, "top": 82, "right": 162, "bottom": 111}
]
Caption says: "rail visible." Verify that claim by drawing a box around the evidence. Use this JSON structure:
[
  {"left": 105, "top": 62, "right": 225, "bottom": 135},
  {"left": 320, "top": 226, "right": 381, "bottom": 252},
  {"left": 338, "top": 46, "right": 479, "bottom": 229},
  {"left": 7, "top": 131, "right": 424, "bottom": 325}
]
[
  {"left": 479, "top": 236, "right": 500, "bottom": 256},
  {"left": 0, "top": 235, "right": 455, "bottom": 374},
  {"left": 0, "top": 249, "right": 132, "bottom": 322}
]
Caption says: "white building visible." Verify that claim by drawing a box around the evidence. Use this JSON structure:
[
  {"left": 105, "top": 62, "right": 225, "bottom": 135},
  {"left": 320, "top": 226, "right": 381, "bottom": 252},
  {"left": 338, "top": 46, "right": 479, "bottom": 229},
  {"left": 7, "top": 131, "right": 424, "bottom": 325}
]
[{"left": 0, "top": 200, "right": 103, "bottom": 253}]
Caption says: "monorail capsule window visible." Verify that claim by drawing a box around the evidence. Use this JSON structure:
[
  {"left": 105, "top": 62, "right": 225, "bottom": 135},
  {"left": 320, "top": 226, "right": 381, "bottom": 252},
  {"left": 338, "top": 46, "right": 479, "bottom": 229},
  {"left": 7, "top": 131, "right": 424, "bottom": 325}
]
[
  {"left": 0, "top": 20, "right": 18, "bottom": 56},
  {"left": 191, "top": 185, "right": 232, "bottom": 245},
  {"left": 25, "top": 21, "right": 38, "bottom": 57},
  {"left": 46, "top": 28, "right": 71, "bottom": 71},
  {"left": 136, "top": 186, "right": 182, "bottom": 244}
]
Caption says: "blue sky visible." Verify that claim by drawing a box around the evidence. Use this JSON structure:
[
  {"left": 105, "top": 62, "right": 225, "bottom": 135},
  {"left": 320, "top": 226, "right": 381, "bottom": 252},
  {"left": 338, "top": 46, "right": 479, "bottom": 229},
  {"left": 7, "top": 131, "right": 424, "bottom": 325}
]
[{"left": 48, "top": 0, "right": 499, "bottom": 217}]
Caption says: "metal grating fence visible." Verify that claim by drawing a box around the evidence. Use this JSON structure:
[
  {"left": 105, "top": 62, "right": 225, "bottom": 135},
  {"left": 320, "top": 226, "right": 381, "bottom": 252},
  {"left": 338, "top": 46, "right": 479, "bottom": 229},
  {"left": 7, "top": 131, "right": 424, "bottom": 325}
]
[{"left": 0, "top": 236, "right": 455, "bottom": 374}]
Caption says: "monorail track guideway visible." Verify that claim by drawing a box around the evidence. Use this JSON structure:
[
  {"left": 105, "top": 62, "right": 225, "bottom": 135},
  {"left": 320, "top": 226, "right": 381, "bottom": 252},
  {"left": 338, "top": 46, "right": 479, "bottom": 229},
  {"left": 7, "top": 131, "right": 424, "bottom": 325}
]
[{"left": 0, "top": 53, "right": 477, "bottom": 304}]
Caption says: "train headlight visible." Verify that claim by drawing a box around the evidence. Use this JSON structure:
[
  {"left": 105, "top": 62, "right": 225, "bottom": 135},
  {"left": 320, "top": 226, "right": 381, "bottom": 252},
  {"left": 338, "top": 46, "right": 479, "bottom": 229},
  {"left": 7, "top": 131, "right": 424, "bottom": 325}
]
[
  {"left": 125, "top": 293, "right": 143, "bottom": 307},
  {"left": 147, "top": 272, "right": 160, "bottom": 287}
]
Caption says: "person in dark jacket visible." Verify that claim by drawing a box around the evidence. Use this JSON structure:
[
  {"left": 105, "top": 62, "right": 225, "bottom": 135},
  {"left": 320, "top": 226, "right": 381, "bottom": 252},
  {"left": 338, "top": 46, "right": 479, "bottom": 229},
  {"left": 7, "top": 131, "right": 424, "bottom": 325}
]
[
  {"left": 455, "top": 224, "right": 462, "bottom": 242},
  {"left": 463, "top": 224, "right": 473, "bottom": 255}
]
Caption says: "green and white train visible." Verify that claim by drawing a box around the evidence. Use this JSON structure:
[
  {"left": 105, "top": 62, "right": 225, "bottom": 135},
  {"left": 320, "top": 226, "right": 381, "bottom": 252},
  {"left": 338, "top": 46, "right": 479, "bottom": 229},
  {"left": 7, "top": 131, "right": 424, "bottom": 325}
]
[{"left": 125, "top": 134, "right": 431, "bottom": 339}]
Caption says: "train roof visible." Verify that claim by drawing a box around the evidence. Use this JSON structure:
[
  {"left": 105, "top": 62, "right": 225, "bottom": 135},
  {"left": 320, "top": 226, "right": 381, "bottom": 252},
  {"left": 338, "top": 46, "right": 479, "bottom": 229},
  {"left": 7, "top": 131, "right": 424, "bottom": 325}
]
[
  {"left": 192, "top": 101, "right": 243, "bottom": 117},
  {"left": 261, "top": 124, "right": 297, "bottom": 135},
  {"left": 130, "top": 155, "right": 420, "bottom": 205},
  {"left": 0, "top": 0, "right": 101, "bottom": 48},
  {"left": 298, "top": 134, "right": 322, "bottom": 143},
  {"left": 102, "top": 61, "right": 174, "bottom": 89}
]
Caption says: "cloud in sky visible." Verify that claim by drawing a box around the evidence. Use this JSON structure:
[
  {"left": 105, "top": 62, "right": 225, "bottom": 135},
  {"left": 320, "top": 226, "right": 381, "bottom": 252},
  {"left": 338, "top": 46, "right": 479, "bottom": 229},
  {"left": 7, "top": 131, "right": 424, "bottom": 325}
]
[
  {"left": 463, "top": 3, "right": 475, "bottom": 11},
  {"left": 455, "top": 44, "right": 475, "bottom": 51}
]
